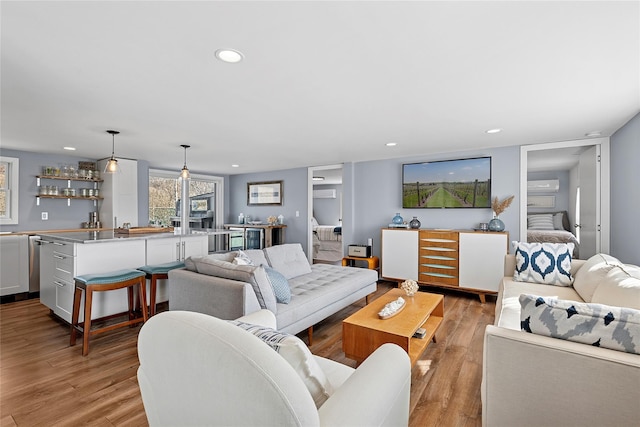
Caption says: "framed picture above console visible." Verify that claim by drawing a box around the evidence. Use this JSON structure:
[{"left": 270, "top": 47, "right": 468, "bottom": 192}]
[
  {"left": 402, "top": 157, "right": 491, "bottom": 208},
  {"left": 247, "top": 180, "right": 283, "bottom": 206}
]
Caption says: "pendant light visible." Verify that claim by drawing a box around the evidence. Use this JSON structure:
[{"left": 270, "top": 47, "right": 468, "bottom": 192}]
[
  {"left": 104, "top": 130, "right": 120, "bottom": 173},
  {"left": 180, "top": 144, "right": 191, "bottom": 179}
]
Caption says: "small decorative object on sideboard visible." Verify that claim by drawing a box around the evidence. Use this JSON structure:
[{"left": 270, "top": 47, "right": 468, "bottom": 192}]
[
  {"left": 267, "top": 215, "right": 278, "bottom": 226},
  {"left": 389, "top": 213, "right": 408, "bottom": 228},
  {"left": 400, "top": 279, "right": 419, "bottom": 296},
  {"left": 489, "top": 195, "right": 514, "bottom": 232},
  {"left": 392, "top": 212, "right": 403, "bottom": 224},
  {"left": 409, "top": 216, "right": 421, "bottom": 229}
]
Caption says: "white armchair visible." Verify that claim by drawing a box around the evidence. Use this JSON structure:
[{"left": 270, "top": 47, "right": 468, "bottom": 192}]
[{"left": 137, "top": 309, "right": 411, "bottom": 426}]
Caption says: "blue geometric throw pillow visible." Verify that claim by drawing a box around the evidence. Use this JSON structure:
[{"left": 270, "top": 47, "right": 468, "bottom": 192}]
[
  {"left": 264, "top": 266, "right": 291, "bottom": 304},
  {"left": 512, "top": 241, "right": 574, "bottom": 286},
  {"left": 519, "top": 294, "right": 640, "bottom": 354}
]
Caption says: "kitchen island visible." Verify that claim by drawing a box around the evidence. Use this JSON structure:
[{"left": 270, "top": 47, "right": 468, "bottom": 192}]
[{"left": 38, "top": 230, "right": 208, "bottom": 323}]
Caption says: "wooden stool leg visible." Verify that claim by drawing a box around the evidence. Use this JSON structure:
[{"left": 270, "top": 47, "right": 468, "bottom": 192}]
[
  {"left": 70, "top": 286, "right": 82, "bottom": 346},
  {"left": 82, "top": 287, "right": 93, "bottom": 356},
  {"left": 127, "top": 286, "right": 136, "bottom": 322},
  {"left": 149, "top": 275, "right": 157, "bottom": 317},
  {"left": 139, "top": 278, "right": 148, "bottom": 321}
]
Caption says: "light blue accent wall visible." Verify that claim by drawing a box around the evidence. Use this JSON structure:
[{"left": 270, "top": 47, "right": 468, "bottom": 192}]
[
  {"left": 0, "top": 148, "right": 105, "bottom": 232},
  {"left": 610, "top": 112, "right": 640, "bottom": 265},
  {"left": 228, "top": 168, "right": 309, "bottom": 253},
  {"left": 350, "top": 146, "right": 520, "bottom": 257}
]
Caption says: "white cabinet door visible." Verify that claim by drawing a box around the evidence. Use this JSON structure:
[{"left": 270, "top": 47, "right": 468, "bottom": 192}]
[
  {"left": 459, "top": 232, "right": 508, "bottom": 292},
  {"left": 381, "top": 229, "right": 418, "bottom": 281},
  {"left": 146, "top": 237, "right": 181, "bottom": 265},
  {"left": 181, "top": 235, "right": 208, "bottom": 259},
  {"left": 98, "top": 158, "right": 138, "bottom": 229},
  {"left": 0, "top": 235, "right": 28, "bottom": 296}
]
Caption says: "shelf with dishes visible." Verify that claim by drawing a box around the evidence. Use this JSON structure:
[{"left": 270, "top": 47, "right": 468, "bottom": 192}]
[{"left": 36, "top": 174, "right": 103, "bottom": 206}]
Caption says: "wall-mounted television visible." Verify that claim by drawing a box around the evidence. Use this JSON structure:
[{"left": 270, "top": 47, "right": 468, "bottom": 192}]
[{"left": 402, "top": 157, "right": 491, "bottom": 208}]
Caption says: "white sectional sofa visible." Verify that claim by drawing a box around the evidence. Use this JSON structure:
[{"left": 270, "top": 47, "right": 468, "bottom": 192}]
[
  {"left": 168, "top": 243, "right": 377, "bottom": 340},
  {"left": 482, "top": 251, "right": 640, "bottom": 427}
]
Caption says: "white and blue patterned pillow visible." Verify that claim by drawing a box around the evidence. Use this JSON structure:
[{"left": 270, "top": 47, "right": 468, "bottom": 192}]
[
  {"left": 264, "top": 266, "right": 291, "bottom": 304},
  {"left": 519, "top": 294, "right": 640, "bottom": 354},
  {"left": 229, "top": 320, "right": 333, "bottom": 407},
  {"left": 513, "top": 241, "right": 574, "bottom": 286}
]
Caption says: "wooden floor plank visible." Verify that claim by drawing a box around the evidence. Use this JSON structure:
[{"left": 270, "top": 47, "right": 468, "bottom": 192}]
[{"left": 1, "top": 281, "right": 494, "bottom": 426}]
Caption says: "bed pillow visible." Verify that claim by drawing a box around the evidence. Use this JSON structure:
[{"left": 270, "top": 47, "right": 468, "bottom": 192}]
[
  {"left": 264, "top": 243, "right": 312, "bottom": 279},
  {"left": 519, "top": 294, "right": 640, "bottom": 354},
  {"left": 572, "top": 253, "right": 622, "bottom": 302},
  {"left": 229, "top": 321, "right": 334, "bottom": 407},
  {"left": 528, "top": 214, "right": 554, "bottom": 230},
  {"left": 513, "top": 241, "right": 574, "bottom": 286},
  {"left": 311, "top": 217, "right": 319, "bottom": 227},
  {"left": 552, "top": 212, "right": 565, "bottom": 230}
]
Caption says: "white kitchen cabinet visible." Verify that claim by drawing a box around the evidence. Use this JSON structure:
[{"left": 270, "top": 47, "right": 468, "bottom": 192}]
[
  {"left": 40, "top": 237, "right": 146, "bottom": 322},
  {"left": 381, "top": 228, "right": 418, "bottom": 281},
  {"left": 0, "top": 234, "right": 29, "bottom": 296},
  {"left": 144, "top": 234, "right": 207, "bottom": 303},
  {"left": 97, "top": 158, "right": 138, "bottom": 228}
]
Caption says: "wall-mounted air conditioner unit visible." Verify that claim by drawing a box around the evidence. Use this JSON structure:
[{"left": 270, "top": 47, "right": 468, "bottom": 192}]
[
  {"left": 313, "top": 189, "right": 337, "bottom": 199},
  {"left": 527, "top": 179, "right": 559, "bottom": 193}
]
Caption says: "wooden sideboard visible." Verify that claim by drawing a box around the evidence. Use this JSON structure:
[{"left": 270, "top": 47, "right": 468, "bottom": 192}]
[{"left": 381, "top": 228, "right": 509, "bottom": 302}]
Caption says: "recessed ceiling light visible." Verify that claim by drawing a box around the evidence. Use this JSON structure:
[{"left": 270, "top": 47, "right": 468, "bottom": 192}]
[
  {"left": 312, "top": 176, "right": 325, "bottom": 181},
  {"left": 215, "top": 49, "right": 244, "bottom": 63},
  {"left": 585, "top": 131, "right": 602, "bottom": 137},
  {"left": 231, "top": 164, "right": 240, "bottom": 168},
  {"left": 386, "top": 142, "right": 397, "bottom": 147},
  {"left": 486, "top": 128, "right": 502, "bottom": 134},
  {"left": 63, "top": 146, "right": 76, "bottom": 151}
]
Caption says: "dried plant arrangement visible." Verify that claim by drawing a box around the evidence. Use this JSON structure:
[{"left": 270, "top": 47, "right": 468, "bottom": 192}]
[{"left": 491, "top": 195, "right": 514, "bottom": 216}]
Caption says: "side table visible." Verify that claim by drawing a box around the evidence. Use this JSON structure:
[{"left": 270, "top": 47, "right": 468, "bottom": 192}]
[{"left": 342, "top": 255, "right": 379, "bottom": 271}]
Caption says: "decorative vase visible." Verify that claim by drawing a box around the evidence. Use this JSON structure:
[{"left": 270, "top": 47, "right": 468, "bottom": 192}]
[
  {"left": 488, "top": 216, "right": 505, "bottom": 232},
  {"left": 400, "top": 279, "right": 419, "bottom": 297},
  {"left": 392, "top": 213, "right": 404, "bottom": 225},
  {"left": 409, "top": 216, "right": 421, "bottom": 229}
]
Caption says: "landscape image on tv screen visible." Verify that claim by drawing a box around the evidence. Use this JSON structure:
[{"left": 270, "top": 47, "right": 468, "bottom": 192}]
[{"left": 402, "top": 157, "right": 491, "bottom": 208}]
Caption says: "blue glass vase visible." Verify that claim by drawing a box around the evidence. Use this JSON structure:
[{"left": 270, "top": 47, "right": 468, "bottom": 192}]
[
  {"left": 392, "top": 213, "right": 403, "bottom": 225},
  {"left": 488, "top": 217, "right": 505, "bottom": 232}
]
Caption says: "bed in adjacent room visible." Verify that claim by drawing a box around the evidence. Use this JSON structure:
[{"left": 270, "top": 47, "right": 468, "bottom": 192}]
[
  {"left": 312, "top": 218, "right": 343, "bottom": 263},
  {"left": 527, "top": 211, "right": 580, "bottom": 258}
]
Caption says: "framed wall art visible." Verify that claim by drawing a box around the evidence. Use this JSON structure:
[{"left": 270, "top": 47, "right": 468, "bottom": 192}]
[{"left": 247, "top": 180, "right": 283, "bottom": 206}]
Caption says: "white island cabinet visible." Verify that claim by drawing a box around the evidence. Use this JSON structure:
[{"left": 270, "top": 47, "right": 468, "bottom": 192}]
[
  {"left": 38, "top": 232, "right": 207, "bottom": 323},
  {"left": 0, "top": 234, "right": 29, "bottom": 296},
  {"left": 144, "top": 234, "right": 208, "bottom": 304}
]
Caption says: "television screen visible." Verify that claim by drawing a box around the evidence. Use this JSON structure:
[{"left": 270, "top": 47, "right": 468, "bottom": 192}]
[{"left": 402, "top": 157, "right": 491, "bottom": 208}]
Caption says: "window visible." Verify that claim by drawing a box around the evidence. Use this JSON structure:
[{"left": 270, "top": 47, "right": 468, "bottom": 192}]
[
  {"left": 0, "top": 156, "right": 19, "bottom": 225},
  {"left": 148, "top": 169, "right": 223, "bottom": 228}
]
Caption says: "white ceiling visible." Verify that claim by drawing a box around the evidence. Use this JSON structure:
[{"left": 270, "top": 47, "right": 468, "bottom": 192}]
[{"left": 1, "top": 1, "right": 638, "bottom": 176}]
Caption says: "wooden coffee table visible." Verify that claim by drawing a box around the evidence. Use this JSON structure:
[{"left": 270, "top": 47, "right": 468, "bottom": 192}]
[{"left": 342, "top": 288, "right": 444, "bottom": 366}]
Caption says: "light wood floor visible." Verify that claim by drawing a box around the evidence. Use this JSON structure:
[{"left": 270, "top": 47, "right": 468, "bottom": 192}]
[{"left": 0, "top": 282, "right": 495, "bottom": 426}]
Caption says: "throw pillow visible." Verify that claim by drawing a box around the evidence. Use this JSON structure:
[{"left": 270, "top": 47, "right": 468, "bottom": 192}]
[
  {"left": 242, "top": 249, "right": 270, "bottom": 267},
  {"left": 572, "top": 253, "right": 622, "bottom": 302},
  {"left": 591, "top": 264, "right": 640, "bottom": 310},
  {"left": 264, "top": 243, "right": 312, "bottom": 280},
  {"left": 233, "top": 250, "right": 254, "bottom": 266},
  {"left": 264, "top": 266, "right": 291, "bottom": 304},
  {"left": 229, "top": 321, "right": 334, "bottom": 407},
  {"left": 527, "top": 214, "right": 554, "bottom": 230},
  {"left": 513, "top": 241, "right": 574, "bottom": 286},
  {"left": 519, "top": 294, "right": 640, "bottom": 354},
  {"left": 552, "top": 212, "right": 565, "bottom": 230},
  {"left": 193, "top": 257, "right": 277, "bottom": 313}
]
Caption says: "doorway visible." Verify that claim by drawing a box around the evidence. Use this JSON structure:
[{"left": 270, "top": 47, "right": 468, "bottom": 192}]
[
  {"left": 307, "top": 164, "right": 344, "bottom": 264},
  {"left": 519, "top": 138, "right": 610, "bottom": 258}
]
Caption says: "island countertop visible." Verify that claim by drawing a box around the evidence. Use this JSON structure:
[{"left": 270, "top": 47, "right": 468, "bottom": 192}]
[{"left": 37, "top": 228, "right": 232, "bottom": 244}]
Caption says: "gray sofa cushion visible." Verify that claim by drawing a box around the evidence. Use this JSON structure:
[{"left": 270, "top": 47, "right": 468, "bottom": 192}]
[
  {"left": 189, "top": 256, "right": 277, "bottom": 313},
  {"left": 242, "top": 249, "right": 270, "bottom": 267},
  {"left": 264, "top": 243, "right": 313, "bottom": 279},
  {"left": 276, "top": 264, "right": 377, "bottom": 329}
]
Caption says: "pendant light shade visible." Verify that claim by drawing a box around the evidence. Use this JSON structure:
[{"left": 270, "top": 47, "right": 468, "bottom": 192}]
[
  {"left": 104, "top": 130, "right": 120, "bottom": 174},
  {"left": 180, "top": 144, "right": 191, "bottom": 179}
]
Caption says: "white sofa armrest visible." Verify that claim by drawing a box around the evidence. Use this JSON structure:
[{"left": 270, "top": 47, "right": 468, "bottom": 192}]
[
  {"left": 482, "top": 325, "right": 640, "bottom": 427},
  {"left": 236, "top": 309, "right": 277, "bottom": 329},
  {"left": 319, "top": 343, "right": 411, "bottom": 427}
]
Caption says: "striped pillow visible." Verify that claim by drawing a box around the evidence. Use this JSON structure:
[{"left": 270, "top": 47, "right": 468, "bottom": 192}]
[
  {"left": 528, "top": 214, "right": 554, "bottom": 230},
  {"left": 229, "top": 321, "right": 333, "bottom": 407}
]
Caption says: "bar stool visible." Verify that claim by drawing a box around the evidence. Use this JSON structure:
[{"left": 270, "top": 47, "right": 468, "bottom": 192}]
[
  {"left": 70, "top": 269, "right": 148, "bottom": 356},
  {"left": 137, "top": 261, "right": 185, "bottom": 316}
]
